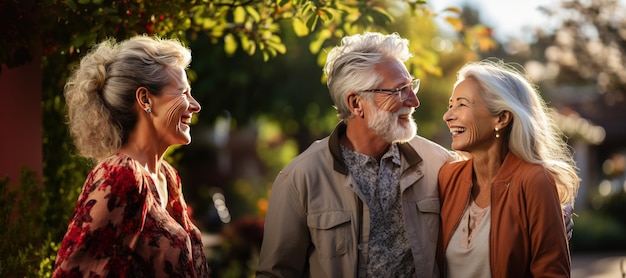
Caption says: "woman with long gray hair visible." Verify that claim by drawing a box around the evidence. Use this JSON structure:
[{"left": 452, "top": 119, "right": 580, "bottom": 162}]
[{"left": 438, "top": 59, "right": 578, "bottom": 277}]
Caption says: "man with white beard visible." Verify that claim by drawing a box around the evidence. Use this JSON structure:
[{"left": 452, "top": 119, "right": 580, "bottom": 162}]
[{"left": 256, "top": 32, "right": 455, "bottom": 278}]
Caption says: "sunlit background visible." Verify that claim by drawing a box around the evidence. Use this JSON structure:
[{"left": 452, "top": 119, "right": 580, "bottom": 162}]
[{"left": 1, "top": 0, "right": 625, "bottom": 277}]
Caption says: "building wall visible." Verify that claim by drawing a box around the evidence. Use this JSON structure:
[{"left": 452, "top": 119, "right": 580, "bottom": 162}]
[{"left": 0, "top": 55, "right": 43, "bottom": 186}]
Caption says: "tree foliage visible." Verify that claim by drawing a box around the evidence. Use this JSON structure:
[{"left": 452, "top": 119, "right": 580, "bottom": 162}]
[
  {"left": 533, "top": 0, "right": 626, "bottom": 105},
  {"left": 1, "top": 0, "right": 495, "bottom": 275},
  {"left": 2, "top": 0, "right": 493, "bottom": 72},
  {"left": 0, "top": 169, "right": 44, "bottom": 277}
]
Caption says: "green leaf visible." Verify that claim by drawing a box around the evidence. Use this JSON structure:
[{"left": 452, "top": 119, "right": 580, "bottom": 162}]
[
  {"left": 292, "top": 18, "right": 309, "bottom": 37},
  {"left": 443, "top": 7, "right": 462, "bottom": 14},
  {"left": 267, "top": 35, "right": 286, "bottom": 54},
  {"left": 224, "top": 33, "right": 237, "bottom": 55},
  {"left": 262, "top": 50, "right": 270, "bottom": 61},
  {"left": 306, "top": 14, "right": 319, "bottom": 31},
  {"left": 64, "top": 0, "right": 77, "bottom": 10},
  {"left": 309, "top": 28, "right": 330, "bottom": 54},
  {"left": 202, "top": 18, "right": 217, "bottom": 30},
  {"left": 239, "top": 33, "right": 251, "bottom": 50},
  {"left": 234, "top": 6, "right": 246, "bottom": 24},
  {"left": 245, "top": 6, "right": 261, "bottom": 22},
  {"left": 301, "top": 1, "right": 314, "bottom": 15},
  {"left": 245, "top": 40, "right": 256, "bottom": 56},
  {"left": 371, "top": 6, "right": 394, "bottom": 24},
  {"left": 277, "top": 0, "right": 290, "bottom": 7}
]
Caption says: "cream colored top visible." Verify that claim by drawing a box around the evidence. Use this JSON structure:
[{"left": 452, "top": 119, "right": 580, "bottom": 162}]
[{"left": 445, "top": 199, "right": 491, "bottom": 278}]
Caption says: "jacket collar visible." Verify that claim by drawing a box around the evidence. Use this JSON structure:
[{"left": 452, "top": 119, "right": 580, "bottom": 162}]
[
  {"left": 329, "top": 122, "right": 349, "bottom": 175},
  {"left": 328, "top": 121, "right": 422, "bottom": 175},
  {"left": 493, "top": 151, "right": 525, "bottom": 183},
  {"left": 458, "top": 151, "right": 525, "bottom": 184},
  {"left": 398, "top": 139, "right": 422, "bottom": 167}
]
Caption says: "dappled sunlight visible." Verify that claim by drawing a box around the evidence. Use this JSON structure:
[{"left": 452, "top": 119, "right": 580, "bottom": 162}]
[{"left": 255, "top": 117, "right": 300, "bottom": 173}]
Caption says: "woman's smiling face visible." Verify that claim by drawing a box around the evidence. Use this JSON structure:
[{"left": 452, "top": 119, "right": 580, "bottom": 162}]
[
  {"left": 443, "top": 78, "right": 498, "bottom": 152},
  {"left": 150, "top": 67, "right": 201, "bottom": 147}
]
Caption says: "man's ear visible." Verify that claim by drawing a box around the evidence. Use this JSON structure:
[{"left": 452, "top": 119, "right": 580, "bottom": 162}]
[{"left": 346, "top": 92, "right": 363, "bottom": 117}]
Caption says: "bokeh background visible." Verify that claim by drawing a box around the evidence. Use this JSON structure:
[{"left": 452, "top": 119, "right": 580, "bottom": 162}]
[{"left": 1, "top": 0, "right": 625, "bottom": 277}]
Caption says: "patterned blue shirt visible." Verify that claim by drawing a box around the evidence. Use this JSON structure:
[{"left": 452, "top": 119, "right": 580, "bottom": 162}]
[{"left": 341, "top": 143, "right": 415, "bottom": 277}]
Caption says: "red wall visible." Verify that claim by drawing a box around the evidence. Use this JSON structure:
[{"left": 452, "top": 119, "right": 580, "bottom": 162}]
[{"left": 0, "top": 54, "right": 43, "bottom": 186}]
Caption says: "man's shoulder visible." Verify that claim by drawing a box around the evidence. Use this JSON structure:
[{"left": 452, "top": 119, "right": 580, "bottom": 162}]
[
  {"left": 295, "top": 136, "right": 330, "bottom": 159},
  {"left": 281, "top": 136, "right": 332, "bottom": 172},
  {"left": 407, "top": 135, "right": 444, "bottom": 148},
  {"left": 406, "top": 135, "right": 454, "bottom": 159}
]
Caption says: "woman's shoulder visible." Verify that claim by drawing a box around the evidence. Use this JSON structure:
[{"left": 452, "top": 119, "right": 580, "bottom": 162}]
[
  {"left": 502, "top": 156, "right": 556, "bottom": 192},
  {"left": 95, "top": 153, "right": 139, "bottom": 171},
  {"left": 160, "top": 159, "right": 179, "bottom": 177},
  {"left": 160, "top": 159, "right": 183, "bottom": 193},
  {"left": 438, "top": 159, "right": 472, "bottom": 192},
  {"left": 85, "top": 153, "right": 145, "bottom": 194},
  {"left": 505, "top": 156, "right": 550, "bottom": 179},
  {"left": 441, "top": 158, "right": 471, "bottom": 172}
]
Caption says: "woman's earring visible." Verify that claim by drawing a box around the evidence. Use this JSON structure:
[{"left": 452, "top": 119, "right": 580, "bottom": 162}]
[
  {"left": 146, "top": 107, "right": 152, "bottom": 114},
  {"left": 495, "top": 127, "right": 500, "bottom": 138}
]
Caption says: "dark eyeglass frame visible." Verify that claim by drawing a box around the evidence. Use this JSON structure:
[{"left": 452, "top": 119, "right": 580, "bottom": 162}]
[{"left": 359, "top": 78, "right": 420, "bottom": 101}]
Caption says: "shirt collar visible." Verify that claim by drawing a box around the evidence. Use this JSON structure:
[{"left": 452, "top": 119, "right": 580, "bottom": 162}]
[{"left": 330, "top": 122, "right": 406, "bottom": 174}]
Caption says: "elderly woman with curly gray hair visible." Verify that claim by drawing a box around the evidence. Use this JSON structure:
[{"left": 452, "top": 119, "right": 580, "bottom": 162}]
[{"left": 53, "top": 35, "right": 208, "bottom": 277}]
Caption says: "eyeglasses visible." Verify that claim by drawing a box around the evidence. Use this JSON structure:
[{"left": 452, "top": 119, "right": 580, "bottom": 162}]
[{"left": 359, "top": 79, "right": 420, "bottom": 101}]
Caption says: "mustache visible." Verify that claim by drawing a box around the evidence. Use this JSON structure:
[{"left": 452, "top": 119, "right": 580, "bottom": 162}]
[{"left": 395, "top": 107, "right": 414, "bottom": 115}]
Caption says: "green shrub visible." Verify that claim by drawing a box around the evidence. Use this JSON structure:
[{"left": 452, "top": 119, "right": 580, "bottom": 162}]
[
  {"left": 570, "top": 210, "right": 626, "bottom": 252},
  {"left": 0, "top": 168, "right": 50, "bottom": 277},
  {"left": 598, "top": 192, "right": 626, "bottom": 226}
]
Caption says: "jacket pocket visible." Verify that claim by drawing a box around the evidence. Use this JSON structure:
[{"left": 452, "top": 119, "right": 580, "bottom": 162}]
[
  {"left": 416, "top": 198, "right": 440, "bottom": 242},
  {"left": 307, "top": 211, "right": 351, "bottom": 259}
]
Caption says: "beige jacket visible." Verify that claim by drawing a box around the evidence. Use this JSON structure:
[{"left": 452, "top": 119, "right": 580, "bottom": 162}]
[{"left": 256, "top": 123, "right": 455, "bottom": 278}]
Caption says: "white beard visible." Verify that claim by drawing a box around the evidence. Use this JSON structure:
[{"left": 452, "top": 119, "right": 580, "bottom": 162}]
[{"left": 367, "top": 106, "right": 417, "bottom": 143}]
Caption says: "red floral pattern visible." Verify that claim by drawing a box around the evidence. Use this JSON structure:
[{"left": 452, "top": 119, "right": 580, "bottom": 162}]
[{"left": 52, "top": 153, "right": 209, "bottom": 277}]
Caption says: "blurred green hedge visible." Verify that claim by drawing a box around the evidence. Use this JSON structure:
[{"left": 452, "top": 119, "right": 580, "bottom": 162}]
[{"left": 570, "top": 197, "right": 626, "bottom": 253}]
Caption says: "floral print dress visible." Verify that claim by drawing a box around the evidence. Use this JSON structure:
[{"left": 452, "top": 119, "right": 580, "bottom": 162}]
[{"left": 52, "top": 153, "right": 209, "bottom": 277}]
